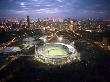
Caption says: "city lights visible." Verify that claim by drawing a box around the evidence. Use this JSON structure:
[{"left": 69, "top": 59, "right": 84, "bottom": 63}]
[{"left": 0, "top": 0, "right": 110, "bottom": 81}]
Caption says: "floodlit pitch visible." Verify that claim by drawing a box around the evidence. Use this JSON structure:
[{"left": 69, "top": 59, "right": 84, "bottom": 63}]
[{"left": 47, "top": 47, "right": 66, "bottom": 57}]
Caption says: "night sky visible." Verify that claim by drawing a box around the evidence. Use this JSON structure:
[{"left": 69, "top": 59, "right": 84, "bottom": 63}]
[{"left": 0, "top": 0, "right": 110, "bottom": 18}]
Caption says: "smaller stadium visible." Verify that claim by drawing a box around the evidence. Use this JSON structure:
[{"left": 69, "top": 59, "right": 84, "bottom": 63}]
[{"left": 35, "top": 42, "right": 80, "bottom": 65}]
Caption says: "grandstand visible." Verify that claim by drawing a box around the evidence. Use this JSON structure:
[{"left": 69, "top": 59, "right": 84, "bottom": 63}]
[{"left": 35, "top": 42, "right": 80, "bottom": 65}]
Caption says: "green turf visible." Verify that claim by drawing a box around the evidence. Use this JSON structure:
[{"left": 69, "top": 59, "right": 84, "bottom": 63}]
[{"left": 48, "top": 47, "right": 66, "bottom": 56}]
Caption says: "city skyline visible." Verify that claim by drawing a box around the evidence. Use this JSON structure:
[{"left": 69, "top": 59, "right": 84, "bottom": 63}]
[
  {"left": 0, "top": 0, "right": 110, "bottom": 18},
  {"left": 0, "top": 1, "right": 110, "bottom": 81}
]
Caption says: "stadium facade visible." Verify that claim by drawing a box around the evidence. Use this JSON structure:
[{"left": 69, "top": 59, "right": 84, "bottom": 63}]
[{"left": 35, "top": 42, "right": 80, "bottom": 65}]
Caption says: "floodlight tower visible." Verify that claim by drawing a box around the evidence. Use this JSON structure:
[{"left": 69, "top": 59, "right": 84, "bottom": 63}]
[
  {"left": 58, "top": 37, "right": 63, "bottom": 42},
  {"left": 35, "top": 45, "right": 37, "bottom": 54}
]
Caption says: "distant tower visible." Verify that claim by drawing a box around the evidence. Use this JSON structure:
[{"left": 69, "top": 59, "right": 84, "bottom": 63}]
[{"left": 27, "top": 16, "right": 30, "bottom": 28}]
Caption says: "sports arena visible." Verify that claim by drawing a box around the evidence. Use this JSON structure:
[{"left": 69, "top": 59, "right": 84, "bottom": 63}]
[{"left": 35, "top": 41, "right": 80, "bottom": 65}]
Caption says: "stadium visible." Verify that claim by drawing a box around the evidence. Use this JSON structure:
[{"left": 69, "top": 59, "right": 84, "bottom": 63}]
[{"left": 35, "top": 40, "right": 80, "bottom": 65}]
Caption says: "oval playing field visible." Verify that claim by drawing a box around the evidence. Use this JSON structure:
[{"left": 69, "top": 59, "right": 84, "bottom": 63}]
[{"left": 46, "top": 47, "right": 66, "bottom": 57}]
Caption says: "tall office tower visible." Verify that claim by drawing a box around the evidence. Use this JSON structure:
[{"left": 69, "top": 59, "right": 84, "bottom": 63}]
[{"left": 27, "top": 16, "right": 30, "bottom": 28}]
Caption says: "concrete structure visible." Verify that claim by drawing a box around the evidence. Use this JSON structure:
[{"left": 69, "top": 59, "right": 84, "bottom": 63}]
[{"left": 35, "top": 42, "right": 80, "bottom": 65}]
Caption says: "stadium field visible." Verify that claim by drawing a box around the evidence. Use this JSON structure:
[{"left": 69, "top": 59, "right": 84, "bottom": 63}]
[
  {"left": 35, "top": 42, "right": 79, "bottom": 65},
  {"left": 47, "top": 47, "right": 66, "bottom": 56}
]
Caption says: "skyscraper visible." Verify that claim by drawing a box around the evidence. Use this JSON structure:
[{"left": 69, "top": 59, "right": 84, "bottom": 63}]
[{"left": 27, "top": 16, "right": 30, "bottom": 28}]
